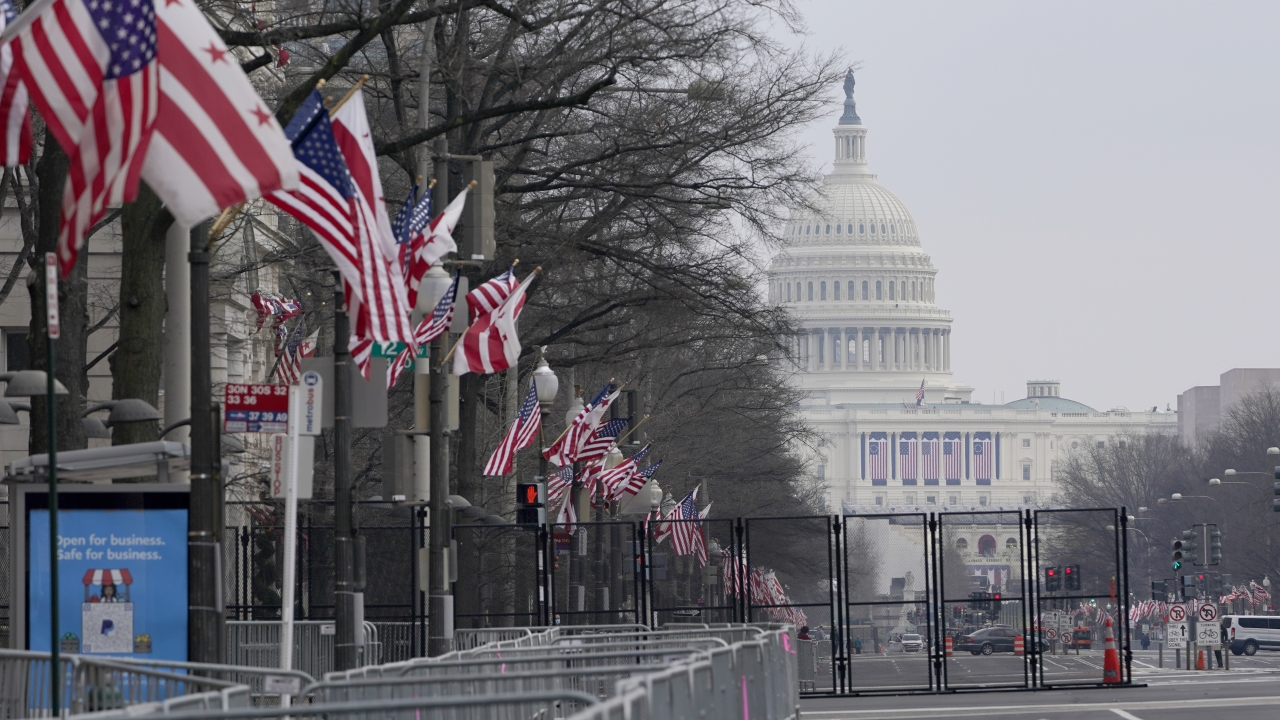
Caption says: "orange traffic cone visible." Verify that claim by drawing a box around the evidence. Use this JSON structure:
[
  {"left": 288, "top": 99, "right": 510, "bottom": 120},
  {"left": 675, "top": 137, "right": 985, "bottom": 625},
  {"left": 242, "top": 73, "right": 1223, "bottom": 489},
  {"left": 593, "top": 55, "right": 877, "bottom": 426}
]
[
  {"left": 1102, "top": 619, "right": 1121, "bottom": 684},
  {"left": 1014, "top": 635, "right": 1025, "bottom": 656},
  {"left": 1196, "top": 650, "right": 1206, "bottom": 670}
]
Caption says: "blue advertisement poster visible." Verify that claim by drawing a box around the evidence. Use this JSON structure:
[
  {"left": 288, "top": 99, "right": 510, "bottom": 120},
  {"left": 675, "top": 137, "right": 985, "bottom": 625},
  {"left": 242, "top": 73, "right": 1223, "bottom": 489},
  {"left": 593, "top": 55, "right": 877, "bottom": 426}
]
[{"left": 28, "top": 504, "right": 188, "bottom": 661}]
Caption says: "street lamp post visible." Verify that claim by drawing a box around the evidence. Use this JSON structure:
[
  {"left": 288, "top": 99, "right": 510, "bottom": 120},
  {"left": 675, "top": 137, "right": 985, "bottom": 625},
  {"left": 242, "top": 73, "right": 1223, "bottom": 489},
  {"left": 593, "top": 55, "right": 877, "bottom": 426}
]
[
  {"left": 646, "top": 480, "right": 663, "bottom": 627},
  {"left": 532, "top": 350, "right": 558, "bottom": 625}
]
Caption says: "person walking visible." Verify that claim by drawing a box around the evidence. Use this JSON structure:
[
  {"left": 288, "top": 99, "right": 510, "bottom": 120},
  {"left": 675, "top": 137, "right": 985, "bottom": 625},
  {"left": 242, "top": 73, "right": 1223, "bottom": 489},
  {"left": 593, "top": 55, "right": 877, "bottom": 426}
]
[{"left": 853, "top": 636, "right": 863, "bottom": 655}]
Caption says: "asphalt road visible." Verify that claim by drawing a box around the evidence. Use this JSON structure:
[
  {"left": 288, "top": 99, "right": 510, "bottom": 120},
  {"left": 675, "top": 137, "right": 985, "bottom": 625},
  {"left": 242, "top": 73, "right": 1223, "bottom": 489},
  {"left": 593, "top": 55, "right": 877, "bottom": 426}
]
[{"left": 802, "top": 653, "right": 1280, "bottom": 719}]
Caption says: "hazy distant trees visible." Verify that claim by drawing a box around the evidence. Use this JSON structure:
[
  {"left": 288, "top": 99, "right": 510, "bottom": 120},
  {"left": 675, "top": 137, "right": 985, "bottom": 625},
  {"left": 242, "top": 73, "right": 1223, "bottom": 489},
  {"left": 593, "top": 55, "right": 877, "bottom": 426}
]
[{"left": 1056, "top": 388, "right": 1280, "bottom": 592}]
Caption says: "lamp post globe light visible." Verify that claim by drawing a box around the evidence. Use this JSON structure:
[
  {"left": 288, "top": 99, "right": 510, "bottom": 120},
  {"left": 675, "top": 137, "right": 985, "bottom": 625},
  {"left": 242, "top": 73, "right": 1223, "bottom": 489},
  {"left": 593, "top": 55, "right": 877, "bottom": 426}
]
[{"left": 533, "top": 349, "right": 558, "bottom": 476}]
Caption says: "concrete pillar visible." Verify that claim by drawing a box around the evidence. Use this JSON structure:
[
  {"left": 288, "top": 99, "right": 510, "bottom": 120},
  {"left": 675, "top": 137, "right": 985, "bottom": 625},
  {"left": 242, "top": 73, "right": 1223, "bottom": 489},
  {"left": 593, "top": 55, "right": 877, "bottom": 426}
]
[
  {"left": 944, "top": 331, "right": 951, "bottom": 371},
  {"left": 839, "top": 328, "right": 847, "bottom": 371},
  {"left": 163, "top": 223, "right": 191, "bottom": 483}
]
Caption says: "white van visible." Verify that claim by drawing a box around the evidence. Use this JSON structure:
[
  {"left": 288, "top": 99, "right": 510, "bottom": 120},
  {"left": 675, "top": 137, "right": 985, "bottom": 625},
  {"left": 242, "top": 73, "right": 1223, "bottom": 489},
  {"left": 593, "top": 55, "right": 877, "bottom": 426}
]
[{"left": 1223, "top": 615, "right": 1280, "bottom": 656}]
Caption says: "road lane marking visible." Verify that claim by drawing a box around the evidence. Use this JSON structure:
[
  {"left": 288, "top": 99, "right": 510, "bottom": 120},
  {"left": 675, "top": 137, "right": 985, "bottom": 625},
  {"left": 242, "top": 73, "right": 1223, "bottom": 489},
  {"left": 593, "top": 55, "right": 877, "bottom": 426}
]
[{"left": 1110, "top": 711, "right": 1144, "bottom": 720}]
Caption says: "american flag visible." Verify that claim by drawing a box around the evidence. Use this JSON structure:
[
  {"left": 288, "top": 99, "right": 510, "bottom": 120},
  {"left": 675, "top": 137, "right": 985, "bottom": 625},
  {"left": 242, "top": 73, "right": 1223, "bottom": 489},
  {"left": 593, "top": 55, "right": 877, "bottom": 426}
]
[
  {"left": 391, "top": 184, "right": 434, "bottom": 308},
  {"left": 576, "top": 417, "right": 629, "bottom": 464},
  {"left": 482, "top": 380, "right": 542, "bottom": 477},
  {"left": 0, "top": 0, "right": 29, "bottom": 167},
  {"left": 921, "top": 432, "right": 939, "bottom": 484},
  {"left": 277, "top": 330, "right": 317, "bottom": 385},
  {"left": 386, "top": 270, "right": 459, "bottom": 389},
  {"left": 330, "top": 90, "right": 415, "bottom": 376},
  {"left": 973, "top": 432, "right": 992, "bottom": 482},
  {"left": 251, "top": 290, "right": 302, "bottom": 331},
  {"left": 453, "top": 270, "right": 535, "bottom": 376},
  {"left": 900, "top": 432, "right": 917, "bottom": 484},
  {"left": 597, "top": 443, "right": 651, "bottom": 500},
  {"left": 669, "top": 487, "right": 707, "bottom": 565},
  {"left": 868, "top": 432, "right": 888, "bottom": 482},
  {"left": 546, "top": 465, "right": 573, "bottom": 504},
  {"left": 266, "top": 88, "right": 362, "bottom": 327},
  {"left": 943, "top": 432, "right": 962, "bottom": 483},
  {"left": 466, "top": 265, "right": 520, "bottom": 322},
  {"left": 624, "top": 458, "right": 663, "bottom": 500},
  {"left": 915, "top": 378, "right": 925, "bottom": 405},
  {"left": 13, "top": 0, "right": 159, "bottom": 277},
  {"left": 543, "top": 383, "right": 617, "bottom": 467}
]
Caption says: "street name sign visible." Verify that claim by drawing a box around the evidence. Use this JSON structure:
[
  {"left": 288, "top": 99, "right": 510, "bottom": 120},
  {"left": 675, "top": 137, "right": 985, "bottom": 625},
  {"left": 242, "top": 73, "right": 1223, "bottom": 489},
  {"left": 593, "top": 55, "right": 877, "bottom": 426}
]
[{"left": 224, "top": 383, "right": 290, "bottom": 433}]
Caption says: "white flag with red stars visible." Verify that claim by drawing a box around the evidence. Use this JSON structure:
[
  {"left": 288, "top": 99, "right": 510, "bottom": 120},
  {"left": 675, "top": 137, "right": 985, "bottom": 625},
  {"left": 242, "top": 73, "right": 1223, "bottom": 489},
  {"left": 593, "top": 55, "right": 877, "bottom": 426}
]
[{"left": 138, "top": 0, "right": 297, "bottom": 226}]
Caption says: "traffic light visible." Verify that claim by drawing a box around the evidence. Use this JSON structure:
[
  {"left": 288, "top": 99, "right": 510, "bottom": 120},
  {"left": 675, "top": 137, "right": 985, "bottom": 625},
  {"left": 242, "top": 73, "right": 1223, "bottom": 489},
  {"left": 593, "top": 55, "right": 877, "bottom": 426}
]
[
  {"left": 515, "top": 479, "right": 546, "bottom": 525},
  {"left": 992, "top": 592, "right": 1002, "bottom": 614},
  {"left": 1151, "top": 579, "right": 1166, "bottom": 600},
  {"left": 1064, "top": 565, "right": 1081, "bottom": 591},
  {"left": 1180, "top": 574, "right": 1198, "bottom": 599},
  {"left": 1208, "top": 526, "right": 1222, "bottom": 565},
  {"left": 1045, "top": 566, "right": 1060, "bottom": 592},
  {"left": 1274, "top": 467, "right": 1280, "bottom": 511},
  {"left": 1172, "top": 530, "right": 1197, "bottom": 571},
  {"left": 1222, "top": 574, "right": 1233, "bottom": 595}
]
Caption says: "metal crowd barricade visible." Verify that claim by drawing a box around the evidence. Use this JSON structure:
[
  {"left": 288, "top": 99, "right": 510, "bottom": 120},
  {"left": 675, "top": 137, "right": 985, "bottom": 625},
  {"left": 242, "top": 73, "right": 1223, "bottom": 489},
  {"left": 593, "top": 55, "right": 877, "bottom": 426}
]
[
  {"left": 106, "top": 657, "right": 315, "bottom": 707},
  {"left": 77, "top": 623, "right": 798, "bottom": 720},
  {"left": 0, "top": 649, "right": 249, "bottom": 717}
]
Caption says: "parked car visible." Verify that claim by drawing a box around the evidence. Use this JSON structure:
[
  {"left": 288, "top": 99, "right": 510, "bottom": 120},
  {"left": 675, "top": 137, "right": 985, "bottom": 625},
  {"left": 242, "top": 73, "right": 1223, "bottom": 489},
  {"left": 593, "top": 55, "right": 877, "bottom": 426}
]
[
  {"left": 1225, "top": 615, "right": 1280, "bottom": 656},
  {"left": 955, "top": 627, "right": 1020, "bottom": 655},
  {"left": 901, "top": 633, "right": 924, "bottom": 652}
]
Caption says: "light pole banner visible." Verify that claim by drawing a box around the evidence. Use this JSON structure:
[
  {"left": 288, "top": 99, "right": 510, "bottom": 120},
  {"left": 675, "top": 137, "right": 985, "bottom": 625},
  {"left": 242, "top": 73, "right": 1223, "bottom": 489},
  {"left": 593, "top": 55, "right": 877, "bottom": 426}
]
[{"left": 18, "top": 486, "right": 189, "bottom": 661}]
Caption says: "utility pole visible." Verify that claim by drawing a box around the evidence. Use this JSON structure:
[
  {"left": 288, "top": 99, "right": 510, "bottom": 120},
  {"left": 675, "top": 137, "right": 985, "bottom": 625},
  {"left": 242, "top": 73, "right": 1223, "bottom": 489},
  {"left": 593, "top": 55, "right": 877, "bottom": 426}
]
[
  {"left": 188, "top": 220, "right": 224, "bottom": 663},
  {"left": 332, "top": 275, "right": 360, "bottom": 670},
  {"left": 427, "top": 137, "right": 453, "bottom": 656}
]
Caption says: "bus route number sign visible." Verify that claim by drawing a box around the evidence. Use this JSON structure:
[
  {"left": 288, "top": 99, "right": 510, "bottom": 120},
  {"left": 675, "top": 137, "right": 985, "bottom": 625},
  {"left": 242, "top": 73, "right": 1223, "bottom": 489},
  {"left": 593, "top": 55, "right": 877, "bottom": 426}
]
[{"left": 224, "top": 383, "right": 290, "bottom": 433}]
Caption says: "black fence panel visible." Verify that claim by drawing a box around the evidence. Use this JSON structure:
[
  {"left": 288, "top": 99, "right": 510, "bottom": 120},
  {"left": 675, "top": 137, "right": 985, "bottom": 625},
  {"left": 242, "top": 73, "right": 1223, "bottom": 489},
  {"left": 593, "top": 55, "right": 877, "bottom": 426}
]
[
  {"left": 937, "top": 511, "right": 1029, "bottom": 690},
  {"left": 841, "top": 513, "right": 933, "bottom": 693},
  {"left": 1032, "top": 508, "right": 1130, "bottom": 687},
  {"left": 550, "top": 520, "right": 643, "bottom": 626},
  {"left": 454, "top": 523, "right": 543, "bottom": 629},
  {"left": 647, "top": 518, "right": 737, "bottom": 626}
]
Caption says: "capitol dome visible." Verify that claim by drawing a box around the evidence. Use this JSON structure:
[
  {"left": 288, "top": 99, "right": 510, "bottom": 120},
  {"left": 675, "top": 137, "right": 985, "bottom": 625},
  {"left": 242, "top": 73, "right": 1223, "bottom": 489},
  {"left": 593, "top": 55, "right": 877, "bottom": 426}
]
[{"left": 769, "top": 71, "right": 972, "bottom": 405}]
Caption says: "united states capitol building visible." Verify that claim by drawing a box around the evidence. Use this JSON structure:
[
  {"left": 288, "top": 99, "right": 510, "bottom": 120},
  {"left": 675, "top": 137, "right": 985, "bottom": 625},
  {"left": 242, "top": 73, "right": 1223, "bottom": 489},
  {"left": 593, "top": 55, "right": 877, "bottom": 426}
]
[{"left": 770, "top": 73, "right": 1176, "bottom": 514}]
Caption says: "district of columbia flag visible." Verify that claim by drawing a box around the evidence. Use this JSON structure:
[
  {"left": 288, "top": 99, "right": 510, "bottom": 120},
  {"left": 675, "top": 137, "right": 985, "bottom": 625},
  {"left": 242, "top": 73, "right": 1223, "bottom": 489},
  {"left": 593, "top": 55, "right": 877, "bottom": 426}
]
[
  {"left": 453, "top": 269, "right": 536, "bottom": 376},
  {"left": 466, "top": 264, "right": 518, "bottom": 322},
  {"left": 139, "top": 0, "right": 297, "bottom": 228},
  {"left": 330, "top": 87, "right": 414, "bottom": 371},
  {"left": 482, "top": 379, "right": 542, "bottom": 477}
]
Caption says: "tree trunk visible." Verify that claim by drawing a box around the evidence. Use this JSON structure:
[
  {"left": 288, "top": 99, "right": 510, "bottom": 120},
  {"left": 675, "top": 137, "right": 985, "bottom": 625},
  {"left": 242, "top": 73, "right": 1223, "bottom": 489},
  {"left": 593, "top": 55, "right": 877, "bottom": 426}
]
[
  {"left": 110, "top": 185, "right": 172, "bottom": 446},
  {"left": 28, "top": 141, "right": 88, "bottom": 454}
]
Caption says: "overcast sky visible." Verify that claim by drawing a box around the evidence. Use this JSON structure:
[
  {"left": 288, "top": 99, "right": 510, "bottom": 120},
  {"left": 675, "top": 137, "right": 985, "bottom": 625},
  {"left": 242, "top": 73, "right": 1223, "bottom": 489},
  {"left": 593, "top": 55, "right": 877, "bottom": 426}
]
[{"left": 777, "top": 1, "right": 1280, "bottom": 411}]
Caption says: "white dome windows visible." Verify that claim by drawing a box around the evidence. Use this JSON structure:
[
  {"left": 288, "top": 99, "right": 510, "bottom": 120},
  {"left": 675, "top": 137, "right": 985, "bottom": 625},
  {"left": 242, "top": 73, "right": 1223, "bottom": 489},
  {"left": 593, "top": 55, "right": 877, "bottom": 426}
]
[
  {"left": 870, "top": 224, "right": 877, "bottom": 235},
  {"left": 859, "top": 224, "right": 865, "bottom": 235},
  {"left": 875, "top": 280, "right": 882, "bottom": 300},
  {"left": 807, "top": 282, "right": 814, "bottom": 301},
  {"left": 820, "top": 281, "right": 827, "bottom": 300},
  {"left": 833, "top": 282, "right": 840, "bottom": 300},
  {"left": 848, "top": 281, "right": 855, "bottom": 300},
  {"left": 861, "top": 281, "right": 869, "bottom": 300},
  {"left": 835, "top": 224, "right": 842, "bottom": 235},
  {"left": 847, "top": 224, "right": 853, "bottom": 234},
  {"left": 825, "top": 224, "right": 831, "bottom": 234}
]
